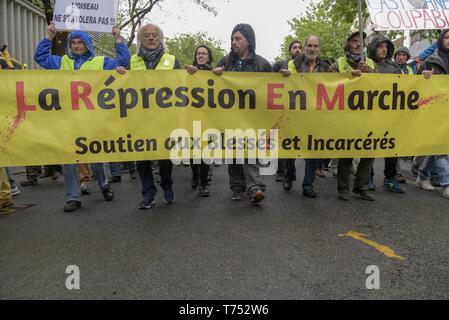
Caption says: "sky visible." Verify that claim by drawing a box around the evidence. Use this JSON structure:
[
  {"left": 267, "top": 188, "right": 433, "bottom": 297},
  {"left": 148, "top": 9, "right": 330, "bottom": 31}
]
[{"left": 146, "top": 0, "right": 313, "bottom": 62}]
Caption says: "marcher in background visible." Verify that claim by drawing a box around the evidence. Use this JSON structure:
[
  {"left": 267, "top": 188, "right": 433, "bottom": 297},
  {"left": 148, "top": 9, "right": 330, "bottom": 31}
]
[
  {"left": 213, "top": 23, "right": 272, "bottom": 205},
  {"left": 273, "top": 40, "right": 303, "bottom": 182},
  {"left": 0, "top": 168, "right": 12, "bottom": 210},
  {"left": 35, "top": 22, "right": 130, "bottom": 212},
  {"left": 273, "top": 40, "right": 302, "bottom": 73},
  {"left": 186, "top": 45, "right": 214, "bottom": 197}
]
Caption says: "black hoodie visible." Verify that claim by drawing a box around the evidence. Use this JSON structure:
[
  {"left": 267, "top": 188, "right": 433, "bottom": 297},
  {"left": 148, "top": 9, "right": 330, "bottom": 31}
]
[
  {"left": 422, "top": 29, "right": 449, "bottom": 75},
  {"left": 367, "top": 35, "right": 401, "bottom": 74},
  {"left": 217, "top": 23, "right": 272, "bottom": 72}
]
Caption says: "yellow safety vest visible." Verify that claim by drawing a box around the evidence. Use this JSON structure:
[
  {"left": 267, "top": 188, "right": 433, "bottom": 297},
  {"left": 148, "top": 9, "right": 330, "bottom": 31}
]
[
  {"left": 288, "top": 60, "right": 298, "bottom": 74},
  {"left": 130, "top": 53, "right": 176, "bottom": 70},
  {"left": 337, "top": 57, "right": 375, "bottom": 73},
  {"left": 401, "top": 65, "right": 414, "bottom": 75},
  {"left": 60, "top": 55, "right": 105, "bottom": 70}
]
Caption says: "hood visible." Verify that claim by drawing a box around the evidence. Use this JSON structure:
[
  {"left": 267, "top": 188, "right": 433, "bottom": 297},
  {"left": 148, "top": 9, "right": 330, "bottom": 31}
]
[
  {"left": 231, "top": 23, "right": 256, "bottom": 54},
  {"left": 344, "top": 30, "right": 366, "bottom": 52},
  {"left": 394, "top": 46, "right": 411, "bottom": 60},
  {"left": 437, "top": 29, "right": 449, "bottom": 53},
  {"left": 66, "top": 31, "right": 95, "bottom": 59},
  {"left": 367, "top": 35, "right": 395, "bottom": 62}
]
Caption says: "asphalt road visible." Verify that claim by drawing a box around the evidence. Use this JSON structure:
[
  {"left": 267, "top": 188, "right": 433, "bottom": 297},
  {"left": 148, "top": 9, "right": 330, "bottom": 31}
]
[{"left": 1, "top": 159, "right": 448, "bottom": 299}]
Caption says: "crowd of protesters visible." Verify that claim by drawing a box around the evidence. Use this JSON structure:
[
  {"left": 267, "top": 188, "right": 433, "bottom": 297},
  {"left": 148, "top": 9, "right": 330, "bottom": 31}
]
[{"left": 1, "top": 22, "right": 449, "bottom": 212}]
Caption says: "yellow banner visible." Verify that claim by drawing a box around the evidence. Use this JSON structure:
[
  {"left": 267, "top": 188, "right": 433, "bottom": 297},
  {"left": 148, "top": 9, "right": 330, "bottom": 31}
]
[{"left": 0, "top": 70, "right": 448, "bottom": 166}]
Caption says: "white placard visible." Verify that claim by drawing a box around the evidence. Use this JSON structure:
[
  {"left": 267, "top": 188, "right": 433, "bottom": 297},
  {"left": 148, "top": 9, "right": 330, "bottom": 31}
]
[
  {"left": 53, "top": 0, "right": 119, "bottom": 33},
  {"left": 366, "top": 0, "right": 449, "bottom": 31}
]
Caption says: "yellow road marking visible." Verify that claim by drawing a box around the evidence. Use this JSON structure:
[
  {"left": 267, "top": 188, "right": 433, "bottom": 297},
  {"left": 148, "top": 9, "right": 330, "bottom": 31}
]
[{"left": 339, "top": 231, "right": 405, "bottom": 261}]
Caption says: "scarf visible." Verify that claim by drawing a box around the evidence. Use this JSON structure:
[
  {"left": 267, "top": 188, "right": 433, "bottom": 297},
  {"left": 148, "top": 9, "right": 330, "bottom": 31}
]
[{"left": 139, "top": 45, "right": 164, "bottom": 70}]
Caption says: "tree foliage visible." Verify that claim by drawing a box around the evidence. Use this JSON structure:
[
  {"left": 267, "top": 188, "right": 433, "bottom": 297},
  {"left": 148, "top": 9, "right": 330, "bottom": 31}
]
[
  {"left": 166, "top": 32, "right": 226, "bottom": 67},
  {"left": 279, "top": 1, "right": 352, "bottom": 62}
]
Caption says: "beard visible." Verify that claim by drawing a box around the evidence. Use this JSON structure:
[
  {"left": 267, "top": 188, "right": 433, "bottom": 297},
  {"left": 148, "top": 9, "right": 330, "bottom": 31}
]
[{"left": 305, "top": 52, "right": 319, "bottom": 60}]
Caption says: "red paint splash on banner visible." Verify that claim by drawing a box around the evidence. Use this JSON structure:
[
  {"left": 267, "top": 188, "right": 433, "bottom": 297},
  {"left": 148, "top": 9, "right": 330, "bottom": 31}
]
[
  {"left": 418, "top": 94, "right": 448, "bottom": 107},
  {"left": 0, "top": 108, "right": 26, "bottom": 150}
]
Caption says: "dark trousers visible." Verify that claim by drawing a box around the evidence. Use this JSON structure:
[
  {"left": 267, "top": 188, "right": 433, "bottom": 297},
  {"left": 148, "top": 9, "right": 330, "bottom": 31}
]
[
  {"left": 277, "top": 159, "right": 286, "bottom": 175},
  {"left": 191, "top": 160, "right": 210, "bottom": 187},
  {"left": 338, "top": 158, "right": 374, "bottom": 193},
  {"left": 137, "top": 160, "right": 173, "bottom": 200},
  {"left": 384, "top": 158, "right": 399, "bottom": 179},
  {"left": 285, "top": 159, "right": 297, "bottom": 179}
]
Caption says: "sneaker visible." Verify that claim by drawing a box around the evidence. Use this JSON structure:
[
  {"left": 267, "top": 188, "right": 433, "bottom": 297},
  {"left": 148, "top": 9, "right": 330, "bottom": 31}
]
[
  {"left": 383, "top": 178, "right": 405, "bottom": 193},
  {"left": 199, "top": 186, "right": 210, "bottom": 197},
  {"left": 10, "top": 185, "right": 20, "bottom": 196},
  {"left": 80, "top": 182, "right": 91, "bottom": 195},
  {"left": 232, "top": 189, "right": 244, "bottom": 201},
  {"left": 430, "top": 175, "right": 441, "bottom": 187},
  {"left": 353, "top": 188, "right": 375, "bottom": 201},
  {"left": 396, "top": 175, "right": 406, "bottom": 184},
  {"left": 102, "top": 185, "right": 114, "bottom": 201},
  {"left": 129, "top": 171, "right": 137, "bottom": 180},
  {"left": 20, "top": 179, "right": 38, "bottom": 187},
  {"left": 283, "top": 176, "right": 293, "bottom": 191},
  {"left": 443, "top": 187, "right": 449, "bottom": 199},
  {"left": 338, "top": 192, "right": 350, "bottom": 201},
  {"left": 368, "top": 177, "right": 376, "bottom": 191},
  {"left": 111, "top": 176, "right": 121, "bottom": 183},
  {"left": 250, "top": 189, "right": 265, "bottom": 204},
  {"left": 163, "top": 188, "right": 176, "bottom": 204},
  {"left": 139, "top": 198, "right": 156, "bottom": 209},
  {"left": 416, "top": 177, "right": 435, "bottom": 191},
  {"left": 303, "top": 189, "right": 317, "bottom": 198},
  {"left": 64, "top": 200, "right": 81, "bottom": 212}
]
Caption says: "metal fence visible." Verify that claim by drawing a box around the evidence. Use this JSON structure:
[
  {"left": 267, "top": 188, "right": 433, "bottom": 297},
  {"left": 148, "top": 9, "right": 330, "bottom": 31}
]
[{"left": 0, "top": 0, "right": 48, "bottom": 69}]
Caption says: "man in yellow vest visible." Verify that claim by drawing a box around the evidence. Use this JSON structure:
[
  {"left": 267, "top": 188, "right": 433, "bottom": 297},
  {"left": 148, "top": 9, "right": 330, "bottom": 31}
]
[
  {"left": 280, "top": 35, "right": 335, "bottom": 199},
  {"left": 116, "top": 24, "right": 181, "bottom": 209},
  {"left": 334, "top": 31, "right": 376, "bottom": 202},
  {"left": 394, "top": 46, "right": 416, "bottom": 75},
  {"left": 34, "top": 22, "right": 130, "bottom": 212}
]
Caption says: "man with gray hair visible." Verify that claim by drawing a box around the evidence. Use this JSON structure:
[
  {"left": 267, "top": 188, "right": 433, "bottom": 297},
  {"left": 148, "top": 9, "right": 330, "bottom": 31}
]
[
  {"left": 280, "top": 35, "right": 335, "bottom": 198},
  {"left": 117, "top": 23, "right": 181, "bottom": 209}
]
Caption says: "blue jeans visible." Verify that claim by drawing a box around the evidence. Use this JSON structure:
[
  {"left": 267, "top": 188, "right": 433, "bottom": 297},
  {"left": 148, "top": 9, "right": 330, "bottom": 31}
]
[
  {"left": 110, "top": 162, "right": 122, "bottom": 177},
  {"left": 5, "top": 167, "right": 16, "bottom": 188},
  {"left": 64, "top": 163, "right": 109, "bottom": 201},
  {"left": 418, "top": 156, "right": 449, "bottom": 187},
  {"left": 302, "top": 159, "right": 318, "bottom": 192},
  {"left": 137, "top": 160, "right": 173, "bottom": 200}
]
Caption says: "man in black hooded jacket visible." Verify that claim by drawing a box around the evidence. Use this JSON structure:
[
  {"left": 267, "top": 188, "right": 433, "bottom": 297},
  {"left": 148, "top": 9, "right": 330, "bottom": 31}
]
[
  {"left": 213, "top": 23, "right": 273, "bottom": 205},
  {"left": 367, "top": 35, "right": 405, "bottom": 194}
]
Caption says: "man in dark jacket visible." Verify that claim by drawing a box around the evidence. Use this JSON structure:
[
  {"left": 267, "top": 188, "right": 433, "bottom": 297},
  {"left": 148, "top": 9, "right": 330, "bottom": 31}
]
[
  {"left": 280, "top": 35, "right": 335, "bottom": 198},
  {"left": 213, "top": 23, "right": 272, "bottom": 205},
  {"left": 367, "top": 35, "right": 405, "bottom": 193}
]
